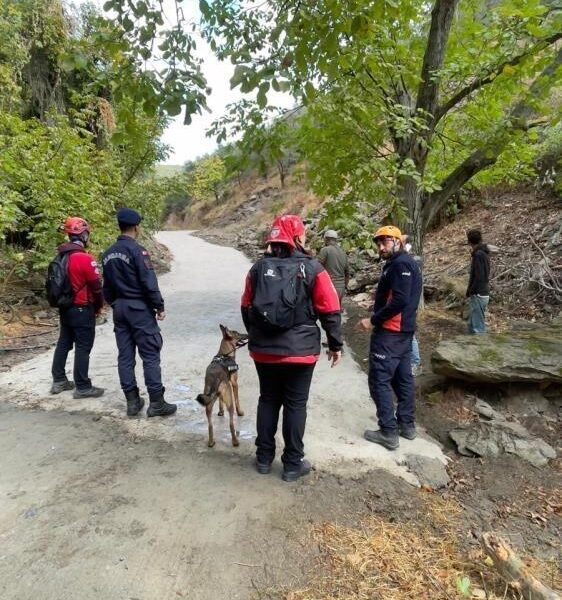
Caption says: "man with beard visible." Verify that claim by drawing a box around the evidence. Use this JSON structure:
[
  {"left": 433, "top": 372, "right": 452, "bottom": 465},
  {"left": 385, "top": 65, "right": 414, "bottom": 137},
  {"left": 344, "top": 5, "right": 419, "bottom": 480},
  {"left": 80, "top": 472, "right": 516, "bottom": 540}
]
[{"left": 358, "top": 226, "right": 422, "bottom": 449}]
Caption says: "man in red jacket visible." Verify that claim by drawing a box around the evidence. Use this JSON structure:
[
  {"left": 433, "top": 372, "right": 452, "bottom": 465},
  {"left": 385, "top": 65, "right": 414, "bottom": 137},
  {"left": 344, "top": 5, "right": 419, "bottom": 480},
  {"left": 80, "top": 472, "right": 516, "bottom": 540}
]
[{"left": 50, "top": 217, "right": 105, "bottom": 398}]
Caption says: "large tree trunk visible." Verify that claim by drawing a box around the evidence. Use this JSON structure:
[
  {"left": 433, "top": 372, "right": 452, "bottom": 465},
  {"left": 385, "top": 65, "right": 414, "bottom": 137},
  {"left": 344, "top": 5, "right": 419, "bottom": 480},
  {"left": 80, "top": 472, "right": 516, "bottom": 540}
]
[
  {"left": 399, "top": 173, "right": 426, "bottom": 309},
  {"left": 399, "top": 175, "right": 425, "bottom": 256}
]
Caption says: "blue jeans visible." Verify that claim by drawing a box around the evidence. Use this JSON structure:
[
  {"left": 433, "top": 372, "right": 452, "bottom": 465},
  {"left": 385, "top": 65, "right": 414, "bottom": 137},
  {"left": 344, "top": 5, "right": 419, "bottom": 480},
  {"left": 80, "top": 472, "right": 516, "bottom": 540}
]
[
  {"left": 368, "top": 331, "right": 415, "bottom": 432},
  {"left": 468, "top": 295, "right": 489, "bottom": 334},
  {"left": 411, "top": 335, "right": 421, "bottom": 367}
]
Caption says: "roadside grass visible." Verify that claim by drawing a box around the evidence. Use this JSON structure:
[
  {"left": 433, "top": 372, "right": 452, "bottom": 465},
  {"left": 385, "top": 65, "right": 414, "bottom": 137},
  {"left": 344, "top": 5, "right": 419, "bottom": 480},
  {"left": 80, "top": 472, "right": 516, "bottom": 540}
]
[{"left": 263, "top": 493, "right": 560, "bottom": 600}]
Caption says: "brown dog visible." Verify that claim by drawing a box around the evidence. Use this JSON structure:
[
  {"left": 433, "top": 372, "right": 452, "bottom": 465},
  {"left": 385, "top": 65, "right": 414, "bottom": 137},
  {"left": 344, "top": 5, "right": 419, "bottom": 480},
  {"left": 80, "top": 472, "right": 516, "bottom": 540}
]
[{"left": 196, "top": 325, "right": 247, "bottom": 447}]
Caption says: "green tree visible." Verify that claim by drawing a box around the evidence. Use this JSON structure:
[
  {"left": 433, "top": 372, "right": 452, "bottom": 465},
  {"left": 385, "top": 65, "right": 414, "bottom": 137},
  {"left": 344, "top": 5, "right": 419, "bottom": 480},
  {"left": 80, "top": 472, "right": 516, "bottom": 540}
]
[
  {"left": 201, "top": 0, "right": 562, "bottom": 252},
  {"left": 187, "top": 155, "right": 227, "bottom": 202},
  {"left": 100, "top": 0, "right": 209, "bottom": 124},
  {"left": 0, "top": 0, "right": 180, "bottom": 274}
]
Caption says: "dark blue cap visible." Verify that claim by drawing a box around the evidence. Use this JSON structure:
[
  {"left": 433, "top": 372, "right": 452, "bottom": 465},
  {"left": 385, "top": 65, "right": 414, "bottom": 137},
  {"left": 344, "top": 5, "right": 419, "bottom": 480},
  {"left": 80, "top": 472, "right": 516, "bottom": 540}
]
[{"left": 117, "top": 208, "right": 142, "bottom": 226}]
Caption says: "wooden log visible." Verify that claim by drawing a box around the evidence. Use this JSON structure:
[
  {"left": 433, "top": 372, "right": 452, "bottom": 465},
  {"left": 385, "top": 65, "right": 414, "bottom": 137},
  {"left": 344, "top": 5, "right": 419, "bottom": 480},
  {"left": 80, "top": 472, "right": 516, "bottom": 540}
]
[{"left": 480, "top": 533, "right": 560, "bottom": 600}]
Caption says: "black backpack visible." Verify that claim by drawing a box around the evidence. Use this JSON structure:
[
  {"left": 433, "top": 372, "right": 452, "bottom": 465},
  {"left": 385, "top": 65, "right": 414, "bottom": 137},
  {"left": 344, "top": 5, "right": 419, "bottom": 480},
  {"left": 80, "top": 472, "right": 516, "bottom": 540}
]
[
  {"left": 45, "top": 251, "right": 76, "bottom": 309},
  {"left": 250, "top": 256, "right": 314, "bottom": 333}
]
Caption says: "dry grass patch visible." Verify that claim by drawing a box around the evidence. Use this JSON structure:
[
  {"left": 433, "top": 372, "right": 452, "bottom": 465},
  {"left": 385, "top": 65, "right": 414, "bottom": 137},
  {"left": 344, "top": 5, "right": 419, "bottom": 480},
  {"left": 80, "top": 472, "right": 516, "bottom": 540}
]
[{"left": 279, "top": 495, "right": 558, "bottom": 600}]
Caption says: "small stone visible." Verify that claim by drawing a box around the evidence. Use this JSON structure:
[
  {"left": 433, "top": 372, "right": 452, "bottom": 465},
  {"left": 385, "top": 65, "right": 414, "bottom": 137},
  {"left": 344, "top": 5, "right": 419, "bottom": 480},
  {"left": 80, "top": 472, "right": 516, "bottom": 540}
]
[{"left": 405, "top": 455, "right": 450, "bottom": 489}]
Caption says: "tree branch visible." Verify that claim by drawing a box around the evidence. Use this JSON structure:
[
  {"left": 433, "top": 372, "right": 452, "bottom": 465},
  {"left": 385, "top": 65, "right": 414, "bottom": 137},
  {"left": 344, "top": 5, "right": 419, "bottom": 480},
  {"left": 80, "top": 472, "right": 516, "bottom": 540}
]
[
  {"left": 423, "top": 45, "right": 562, "bottom": 227},
  {"left": 425, "top": 148, "right": 497, "bottom": 226},
  {"left": 436, "top": 31, "right": 562, "bottom": 123},
  {"left": 415, "top": 0, "right": 460, "bottom": 125}
]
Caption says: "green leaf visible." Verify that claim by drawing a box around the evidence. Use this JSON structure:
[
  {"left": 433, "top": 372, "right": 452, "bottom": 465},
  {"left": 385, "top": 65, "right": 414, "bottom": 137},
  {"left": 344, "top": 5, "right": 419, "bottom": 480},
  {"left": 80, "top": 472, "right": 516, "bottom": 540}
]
[
  {"left": 257, "top": 82, "right": 269, "bottom": 108},
  {"left": 351, "top": 16, "right": 363, "bottom": 34},
  {"left": 456, "top": 576, "right": 471, "bottom": 597},
  {"left": 163, "top": 98, "right": 183, "bottom": 116},
  {"left": 199, "top": 0, "right": 211, "bottom": 18},
  {"left": 122, "top": 16, "right": 134, "bottom": 32},
  {"left": 305, "top": 81, "right": 316, "bottom": 101},
  {"left": 231, "top": 65, "right": 249, "bottom": 89}
]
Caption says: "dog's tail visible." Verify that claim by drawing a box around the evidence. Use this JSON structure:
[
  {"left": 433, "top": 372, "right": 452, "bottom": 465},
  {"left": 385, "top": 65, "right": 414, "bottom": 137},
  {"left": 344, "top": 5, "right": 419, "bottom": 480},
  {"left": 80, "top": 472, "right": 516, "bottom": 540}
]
[{"left": 196, "top": 393, "right": 213, "bottom": 406}]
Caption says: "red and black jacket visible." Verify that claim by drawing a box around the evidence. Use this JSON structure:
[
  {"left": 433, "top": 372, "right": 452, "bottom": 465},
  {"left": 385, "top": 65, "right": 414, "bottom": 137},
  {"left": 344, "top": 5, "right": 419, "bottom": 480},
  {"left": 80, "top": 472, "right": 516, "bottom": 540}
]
[
  {"left": 371, "top": 251, "right": 421, "bottom": 333},
  {"left": 58, "top": 243, "right": 103, "bottom": 312},
  {"left": 241, "top": 252, "right": 343, "bottom": 364}
]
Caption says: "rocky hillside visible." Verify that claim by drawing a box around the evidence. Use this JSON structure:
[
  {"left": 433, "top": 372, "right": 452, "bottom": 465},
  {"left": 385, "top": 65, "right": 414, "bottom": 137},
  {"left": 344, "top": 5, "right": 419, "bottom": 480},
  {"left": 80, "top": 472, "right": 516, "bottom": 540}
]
[{"left": 168, "top": 168, "right": 561, "bottom": 327}]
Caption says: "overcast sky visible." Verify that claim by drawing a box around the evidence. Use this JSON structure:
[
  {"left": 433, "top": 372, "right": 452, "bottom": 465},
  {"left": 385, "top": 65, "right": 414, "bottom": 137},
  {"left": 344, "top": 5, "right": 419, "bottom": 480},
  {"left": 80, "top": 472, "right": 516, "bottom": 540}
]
[{"left": 74, "top": 0, "right": 292, "bottom": 166}]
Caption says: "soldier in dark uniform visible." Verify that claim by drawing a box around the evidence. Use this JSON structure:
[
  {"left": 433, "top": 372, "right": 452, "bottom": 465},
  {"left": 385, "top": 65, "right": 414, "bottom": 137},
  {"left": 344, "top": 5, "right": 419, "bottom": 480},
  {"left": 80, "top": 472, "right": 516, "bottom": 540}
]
[{"left": 101, "top": 208, "right": 177, "bottom": 418}]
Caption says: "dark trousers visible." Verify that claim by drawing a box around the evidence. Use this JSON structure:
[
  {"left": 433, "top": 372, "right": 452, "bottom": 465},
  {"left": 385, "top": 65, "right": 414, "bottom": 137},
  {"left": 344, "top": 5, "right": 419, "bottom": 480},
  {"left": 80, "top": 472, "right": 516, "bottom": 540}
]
[
  {"left": 51, "top": 305, "right": 96, "bottom": 390},
  {"left": 368, "top": 331, "right": 415, "bottom": 432},
  {"left": 255, "top": 362, "right": 315, "bottom": 469},
  {"left": 112, "top": 300, "right": 163, "bottom": 395}
]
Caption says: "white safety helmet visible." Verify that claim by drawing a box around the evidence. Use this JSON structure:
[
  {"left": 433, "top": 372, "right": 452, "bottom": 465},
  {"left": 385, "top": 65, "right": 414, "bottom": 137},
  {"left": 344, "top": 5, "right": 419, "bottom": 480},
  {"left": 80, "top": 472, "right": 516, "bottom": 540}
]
[{"left": 324, "top": 229, "right": 338, "bottom": 239}]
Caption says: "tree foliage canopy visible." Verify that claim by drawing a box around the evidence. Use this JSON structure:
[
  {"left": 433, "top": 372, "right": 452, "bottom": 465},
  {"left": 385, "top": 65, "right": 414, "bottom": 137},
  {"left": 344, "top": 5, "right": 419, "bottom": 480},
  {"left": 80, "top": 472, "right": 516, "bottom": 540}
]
[
  {"left": 200, "top": 0, "right": 561, "bottom": 249},
  {"left": 0, "top": 0, "right": 184, "bottom": 276}
]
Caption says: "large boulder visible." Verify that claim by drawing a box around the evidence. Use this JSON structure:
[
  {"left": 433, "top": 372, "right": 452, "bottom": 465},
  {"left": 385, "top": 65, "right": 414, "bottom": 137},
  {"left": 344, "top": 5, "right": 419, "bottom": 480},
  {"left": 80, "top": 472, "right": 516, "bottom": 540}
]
[{"left": 431, "top": 322, "right": 562, "bottom": 384}]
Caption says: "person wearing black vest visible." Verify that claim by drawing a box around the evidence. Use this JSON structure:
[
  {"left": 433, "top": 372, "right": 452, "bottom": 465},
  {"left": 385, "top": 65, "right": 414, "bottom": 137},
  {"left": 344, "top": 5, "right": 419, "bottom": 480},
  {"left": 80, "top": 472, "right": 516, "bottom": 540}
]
[{"left": 241, "top": 215, "right": 343, "bottom": 482}]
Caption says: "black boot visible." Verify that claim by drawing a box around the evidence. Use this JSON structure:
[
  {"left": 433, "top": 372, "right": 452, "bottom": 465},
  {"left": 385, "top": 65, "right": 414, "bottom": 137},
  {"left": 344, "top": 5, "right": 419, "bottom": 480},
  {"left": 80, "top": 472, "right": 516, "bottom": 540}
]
[
  {"left": 125, "top": 387, "right": 145, "bottom": 417},
  {"left": 399, "top": 424, "right": 417, "bottom": 440},
  {"left": 364, "top": 429, "right": 400, "bottom": 450},
  {"left": 50, "top": 379, "right": 75, "bottom": 395},
  {"left": 282, "top": 459, "right": 312, "bottom": 482},
  {"left": 147, "top": 388, "right": 177, "bottom": 418},
  {"left": 73, "top": 386, "right": 105, "bottom": 399}
]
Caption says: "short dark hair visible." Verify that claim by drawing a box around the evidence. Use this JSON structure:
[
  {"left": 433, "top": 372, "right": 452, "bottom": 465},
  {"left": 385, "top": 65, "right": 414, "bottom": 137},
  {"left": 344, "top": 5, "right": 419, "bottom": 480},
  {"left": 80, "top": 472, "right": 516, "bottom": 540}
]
[
  {"left": 118, "top": 222, "right": 136, "bottom": 233},
  {"left": 467, "top": 229, "right": 482, "bottom": 245}
]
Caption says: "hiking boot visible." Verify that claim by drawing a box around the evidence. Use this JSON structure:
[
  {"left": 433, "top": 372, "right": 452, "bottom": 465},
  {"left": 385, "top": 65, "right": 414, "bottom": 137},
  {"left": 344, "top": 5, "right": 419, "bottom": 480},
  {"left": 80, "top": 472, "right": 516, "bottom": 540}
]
[
  {"left": 282, "top": 459, "right": 312, "bottom": 482},
  {"left": 50, "top": 380, "right": 75, "bottom": 395},
  {"left": 125, "top": 387, "right": 145, "bottom": 417},
  {"left": 255, "top": 460, "right": 272, "bottom": 475},
  {"left": 147, "top": 389, "right": 177, "bottom": 418},
  {"left": 399, "top": 425, "right": 417, "bottom": 440},
  {"left": 364, "top": 429, "right": 399, "bottom": 450},
  {"left": 73, "top": 386, "right": 105, "bottom": 399}
]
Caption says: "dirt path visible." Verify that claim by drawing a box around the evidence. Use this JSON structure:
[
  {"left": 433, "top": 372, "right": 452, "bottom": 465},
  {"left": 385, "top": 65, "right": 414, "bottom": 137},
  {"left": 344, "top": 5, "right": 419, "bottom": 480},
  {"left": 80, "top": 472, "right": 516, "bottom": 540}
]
[{"left": 0, "top": 232, "right": 446, "bottom": 599}]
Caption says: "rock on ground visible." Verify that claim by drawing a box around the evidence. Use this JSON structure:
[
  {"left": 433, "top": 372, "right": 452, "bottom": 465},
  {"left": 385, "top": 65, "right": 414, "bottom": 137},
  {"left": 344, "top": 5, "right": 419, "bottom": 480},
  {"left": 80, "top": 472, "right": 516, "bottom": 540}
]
[
  {"left": 431, "top": 324, "right": 562, "bottom": 384},
  {"left": 449, "top": 400, "right": 556, "bottom": 467},
  {"left": 404, "top": 455, "right": 450, "bottom": 489}
]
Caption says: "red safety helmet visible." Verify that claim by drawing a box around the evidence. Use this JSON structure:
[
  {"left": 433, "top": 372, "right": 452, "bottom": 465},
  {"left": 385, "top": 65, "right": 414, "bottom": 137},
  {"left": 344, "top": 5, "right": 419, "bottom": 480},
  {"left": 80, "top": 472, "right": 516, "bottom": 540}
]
[
  {"left": 63, "top": 217, "right": 90, "bottom": 236},
  {"left": 284, "top": 214, "right": 306, "bottom": 238},
  {"left": 265, "top": 215, "right": 305, "bottom": 249}
]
